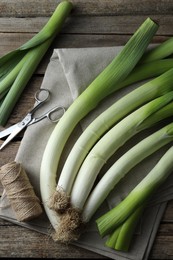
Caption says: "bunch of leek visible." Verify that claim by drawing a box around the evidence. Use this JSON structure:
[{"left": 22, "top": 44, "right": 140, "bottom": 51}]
[
  {"left": 50, "top": 118, "right": 173, "bottom": 242},
  {"left": 56, "top": 66, "right": 173, "bottom": 212},
  {"left": 54, "top": 36, "right": 173, "bottom": 213},
  {"left": 53, "top": 95, "right": 173, "bottom": 241},
  {"left": 97, "top": 145, "right": 173, "bottom": 251},
  {"left": 0, "top": 0, "right": 73, "bottom": 126},
  {"left": 70, "top": 92, "right": 173, "bottom": 216},
  {"left": 40, "top": 17, "right": 159, "bottom": 235}
]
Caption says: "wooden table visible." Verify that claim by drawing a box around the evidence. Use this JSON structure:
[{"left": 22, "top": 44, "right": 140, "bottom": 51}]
[{"left": 0, "top": 0, "right": 173, "bottom": 258}]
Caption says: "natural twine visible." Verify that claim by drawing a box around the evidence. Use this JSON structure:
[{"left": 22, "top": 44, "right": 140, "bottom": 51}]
[{"left": 0, "top": 161, "right": 43, "bottom": 222}]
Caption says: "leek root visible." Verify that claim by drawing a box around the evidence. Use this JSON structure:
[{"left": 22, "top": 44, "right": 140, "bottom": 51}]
[{"left": 55, "top": 122, "right": 173, "bottom": 241}]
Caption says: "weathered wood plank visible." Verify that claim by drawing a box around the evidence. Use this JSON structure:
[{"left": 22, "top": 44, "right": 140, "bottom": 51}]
[
  {"left": 71, "top": 0, "right": 173, "bottom": 16},
  {"left": 0, "top": 17, "right": 48, "bottom": 33},
  {"left": 150, "top": 235, "right": 173, "bottom": 259},
  {"left": 0, "top": 0, "right": 173, "bottom": 17},
  {"left": 0, "top": 217, "right": 172, "bottom": 259},
  {"left": 0, "top": 221, "right": 104, "bottom": 258},
  {"left": 151, "top": 222, "right": 173, "bottom": 259},
  {"left": 0, "top": 1, "right": 172, "bottom": 258},
  {"left": 0, "top": 32, "right": 169, "bottom": 57},
  {"left": 59, "top": 15, "right": 173, "bottom": 36},
  {"left": 158, "top": 223, "right": 173, "bottom": 234},
  {"left": 0, "top": 15, "right": 173, "bottom": 35}
]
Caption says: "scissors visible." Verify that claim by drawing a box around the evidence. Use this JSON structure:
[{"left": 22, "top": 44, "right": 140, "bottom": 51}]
[{"left": 0, "top": 88, "right": 65, "bottom": 150}]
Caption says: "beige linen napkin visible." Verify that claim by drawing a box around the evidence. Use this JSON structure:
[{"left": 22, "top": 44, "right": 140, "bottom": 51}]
[{"left": 0, "top": 46, "right": 173, "bottom": 260}]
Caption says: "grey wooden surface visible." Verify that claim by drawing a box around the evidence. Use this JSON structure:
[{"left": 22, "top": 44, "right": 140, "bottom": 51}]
[{"left": 0, "top": 0, "right": 173, "bottom": 258}]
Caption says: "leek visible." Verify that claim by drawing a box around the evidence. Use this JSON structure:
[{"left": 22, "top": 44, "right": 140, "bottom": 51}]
[
  {"left": 54, "top": 121, "right": 173, "bottom": 242},
  {"left": 70, "top": 93, "right": 173, "bottom": 214},
  {"left": 84, "top": 123, "right": 173, "bottom": 225},
  {"left": 0, "top": 0, "right": 73, "bottom": 125},
  {"left": 96, "top": 145, "right": 173, "bottom": 238},
  {"left": 40, "top": 17, "right": 158, "bottom": 232},
  {"left": 48, "top": 34, "right": 173, "bottom": 213},
  {"left": 56, "top": 67, "right": 173, "bottom": 209},
  {"left": 117, "top": 59, "right": 173, "bottom": 89},
  {"left": 141, "top": 37, "right": 173, "bottom": 63},
  {"left": 105, "top": 205, "right": 145, "bottom": 251}
]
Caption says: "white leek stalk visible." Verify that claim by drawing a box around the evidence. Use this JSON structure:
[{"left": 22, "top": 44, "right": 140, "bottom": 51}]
[
  {"left": 40, "top": 18, "right": 158, "bottom": 234},
  {"left": 55, "top": 121, "right": 173, "bottom": 242},
  {"left": 57, "top": 67, "right": 173, "bottom": 205},
  {"left": 96, "top": 145, "right": 173, "bottom": 238},
  {"left": 70, "top": 93, "right": 173, "bottom": 213},
  {"left": 83, "top": 123, "right": 173, "bottom": 223},
  {"left": 52, "top": 37, "right": 173, "bottom": 208}
]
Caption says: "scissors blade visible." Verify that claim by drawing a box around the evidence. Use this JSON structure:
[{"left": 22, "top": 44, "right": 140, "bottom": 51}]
[
  {"left": 0, "top": 124, "right": 19, "bottom": 139},
  {"left": 0, "top": 124, "right": 23, "bottom": 150},
  {"left": 0, "top": 114, "right": 32, "bottom": 150}
]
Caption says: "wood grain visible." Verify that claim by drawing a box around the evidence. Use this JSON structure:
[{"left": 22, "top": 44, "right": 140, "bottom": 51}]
[
  {"left": 0, "top": 211, "right": 172, "bottom": 259},
  {"left": 0, "top": 220, "right": 104, "bottom": 258},
  {"left": 0, "top": 0, "right": 173, "bottom": 259},
  {"left": 0, "top": 0, "right": 173, "bottom": 17},
  {"left": 0, "top": 16, "right": 173, "bottom": 35},
  {"left": 0, "top": 32, "right": 170, "bottom": 59}
]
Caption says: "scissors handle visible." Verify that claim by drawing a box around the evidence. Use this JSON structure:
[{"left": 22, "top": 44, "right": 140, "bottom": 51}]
[
  {"left": 28, "top": 106, "right": 65, "bottom": 125},
  {"left": 47, "top": 106, "right": 66, "bottom": 123},
  {"left": 29, "top": 88, "right": 50, "bottom": 114}
]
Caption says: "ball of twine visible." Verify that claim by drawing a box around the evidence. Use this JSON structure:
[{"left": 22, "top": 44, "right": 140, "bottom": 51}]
[{"left": 0, "top": 161, "right": 43, "bottom": 222}]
